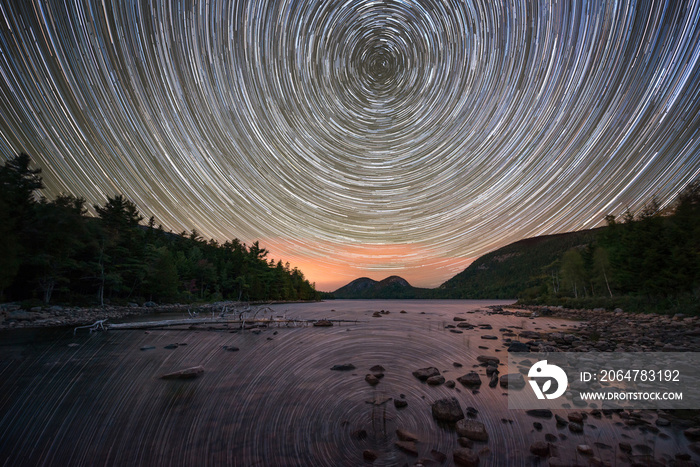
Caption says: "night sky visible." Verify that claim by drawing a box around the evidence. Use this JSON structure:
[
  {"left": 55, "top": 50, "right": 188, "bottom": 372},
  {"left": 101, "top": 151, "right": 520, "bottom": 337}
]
[{"left": 1, "top": 1, "right": 699, "bottom": 291}]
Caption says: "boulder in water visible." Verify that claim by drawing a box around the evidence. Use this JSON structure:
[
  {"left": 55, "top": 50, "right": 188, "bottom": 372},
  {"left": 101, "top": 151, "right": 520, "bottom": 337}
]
[
  {"left": 507, "top": 341, "right": 529, "bottom": 352},
  {"left": 529, "top": 441, "right": 549, "bottom": 457},
  {"left": 499, "top": 373, "right": 525, "bottom": 389},
  {"left": 413, "top": 366, "right": 440, "bottom": 381},
  {"left": 453, "top": 448, "right": 479, "bottom": 466},
  {"left": 427, "top": 375, "right": 445, "bottom": 385},
  {"left": 457, "top": 371, "right": 482, "bottom": 387},
  {"left": 456, "top": 419, "right": 488, "bottom": 441},
  {"left": 394, "top": 399, "right": 408, "bottom": 408},
  {"left": 431, "top": 397, "right": 464, "bottom": 423}
]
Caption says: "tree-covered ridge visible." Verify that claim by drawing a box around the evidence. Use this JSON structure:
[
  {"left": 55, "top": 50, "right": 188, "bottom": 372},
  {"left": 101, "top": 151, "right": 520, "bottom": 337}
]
[
  {"left": 542, "top": 182, "right": 700, "bottom": 311},
  {"left": 440, "top": 181, "right": 700, "bottom": 313},
  {"left": 438, "top": 229, "right": 601, "bottom": 299},
  {"left": 0, "top": 154, "right": 319, "bottom": 305}
]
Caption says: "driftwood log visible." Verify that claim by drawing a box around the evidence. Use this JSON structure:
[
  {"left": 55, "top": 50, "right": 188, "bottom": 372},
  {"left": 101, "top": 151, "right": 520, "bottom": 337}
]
[{"left": 75, "top": 317, "right": 363, "bottom": 333}]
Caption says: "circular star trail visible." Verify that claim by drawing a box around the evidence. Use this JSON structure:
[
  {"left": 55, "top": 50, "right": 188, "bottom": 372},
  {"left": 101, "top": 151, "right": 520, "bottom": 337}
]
[{"left": 1, "top": 1, "right": 700, "bottom": 289}]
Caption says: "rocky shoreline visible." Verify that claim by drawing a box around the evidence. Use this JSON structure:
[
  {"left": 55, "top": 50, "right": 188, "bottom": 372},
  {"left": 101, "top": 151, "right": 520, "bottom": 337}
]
[
  {"left": 0, "top": 301, "right": 250, "bottom": 332},
  {"left": 339, "top": 304, "right": 700, "bottom": 466},
  {"left": 514, "top": 304, "right": 700, "bottom": 352}
]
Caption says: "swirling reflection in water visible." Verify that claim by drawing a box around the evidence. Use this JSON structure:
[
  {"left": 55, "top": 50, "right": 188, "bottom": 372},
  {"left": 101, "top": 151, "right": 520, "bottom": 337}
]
[{"left": 0, "top": 300, "right": 694, "bottom": 466}]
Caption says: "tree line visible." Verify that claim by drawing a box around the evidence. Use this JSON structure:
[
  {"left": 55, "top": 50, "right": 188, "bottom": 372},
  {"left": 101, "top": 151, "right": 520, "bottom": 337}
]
[
  {"left": 0, "top": 154, "right": 319, "bottom": 306},
  {"left": 528, "top": 181, "right": 699, "bottom": 312}
]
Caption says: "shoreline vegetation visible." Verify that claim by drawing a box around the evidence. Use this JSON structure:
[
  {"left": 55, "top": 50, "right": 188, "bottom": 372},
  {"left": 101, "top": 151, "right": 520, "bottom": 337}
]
[{"left": 0, "top": 154, "right": 319, "bottom": 308}]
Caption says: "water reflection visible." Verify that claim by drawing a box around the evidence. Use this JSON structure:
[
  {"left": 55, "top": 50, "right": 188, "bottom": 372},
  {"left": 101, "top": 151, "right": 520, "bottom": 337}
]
[{"left": 0, "top": 300, "right": 695, "bottom": 466}]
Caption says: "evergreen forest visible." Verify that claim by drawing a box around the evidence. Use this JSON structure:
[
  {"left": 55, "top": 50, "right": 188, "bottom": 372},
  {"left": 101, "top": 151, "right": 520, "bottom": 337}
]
[
  {"left": 0, "top": 154, "right": 319, "bottom": 306},
  {"left": 441, "top": 180, "right": 700, "bottom": 313}
]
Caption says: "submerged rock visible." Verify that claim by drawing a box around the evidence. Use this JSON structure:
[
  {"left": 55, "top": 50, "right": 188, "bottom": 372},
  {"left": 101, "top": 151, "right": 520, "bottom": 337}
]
[
  {"left": 431, "top": 449, "right": 447, "bottom": 463},
  {"left": 526, "top": 409, "right": 553, "bottom": 418},
  {"left": 330, "top": 363, "right": 356, "bottom": 371},
  {"left": 396, "top": 428, "right": 419, "bottom": 442},
  {"left": 395, "top": 441, "right": 418, "bottom": 456},
  {"left": 453, "top": 448, "right": 479, "bottom": 466},
  {"left": 160, "top": 365, "right": 204, "bottom": 380},
  {"left": 529, "top": 441, "right": 549, "bottom": 457},
  {"left": 362, "top": 450, "right": 379, "bottom": 462}
]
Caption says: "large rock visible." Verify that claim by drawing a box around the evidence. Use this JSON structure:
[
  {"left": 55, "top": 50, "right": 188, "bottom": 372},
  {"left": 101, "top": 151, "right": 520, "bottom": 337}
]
[
  {"left": 456, "top": 419, "right": 488, "bottom": 441},
  {"left": 476, "top": 355, "right": 500, "bottom": 365},
  {"left": 507, "top": 341, "right": 529, "bottom": 352},
  {"left": 427, "top": 375, "right": 445, "bottom": 385},
  {"left": 457, "top": 371, "right": 482, "bottom": 387},
  {"left": 413, "top": 367, "right": 440, "bottom": 381},
  {"left": 431, "top": 397, "right": 464, "bottom": 423},
  {"left": 160, "top": 365, "right": 204, "bottom": 380},
  {"left": 499, "top": 373, "right": 525, "bottom": 389},
  {"left": 453, "top": 448, "right": 479, "bottom": 466}
]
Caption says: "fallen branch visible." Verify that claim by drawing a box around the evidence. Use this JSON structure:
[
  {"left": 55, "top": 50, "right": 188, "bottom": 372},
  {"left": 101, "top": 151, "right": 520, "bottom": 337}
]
[
  {"left": 104, "top": 317, "right": 364, "bottom": 331},
  {"left": 73, "top": 319, "right": 108, "bottom": 335}
]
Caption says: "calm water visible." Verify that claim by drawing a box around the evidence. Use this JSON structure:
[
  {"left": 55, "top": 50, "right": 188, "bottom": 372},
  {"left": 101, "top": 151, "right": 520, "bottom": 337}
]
[{"left": 0, "top": 300, "right": 694, "bottom": 466}]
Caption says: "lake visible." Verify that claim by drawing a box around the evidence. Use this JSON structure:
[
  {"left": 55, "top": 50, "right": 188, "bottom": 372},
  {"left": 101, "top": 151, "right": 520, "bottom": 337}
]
[{"left": 0, "top": 300, "right": 694, "bottom": 466}]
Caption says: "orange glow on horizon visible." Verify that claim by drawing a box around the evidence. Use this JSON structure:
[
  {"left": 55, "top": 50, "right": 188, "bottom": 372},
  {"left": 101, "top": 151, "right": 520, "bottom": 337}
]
[{"left": 260, "top": 239, "right": 477, "bottom": 292}]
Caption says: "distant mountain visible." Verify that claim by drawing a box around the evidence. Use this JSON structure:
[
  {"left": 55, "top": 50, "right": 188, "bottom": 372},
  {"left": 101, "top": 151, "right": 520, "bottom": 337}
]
[
  {"left": 332, "top": 228, "right": 604, "bottom": 299},
  {"left": 332, "top": 275, "right": 431, "bottom": 299}
]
